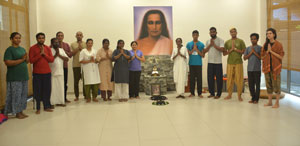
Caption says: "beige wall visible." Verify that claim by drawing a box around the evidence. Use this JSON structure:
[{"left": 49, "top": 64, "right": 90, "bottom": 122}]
[{"left": 29, "top": 0, "right": 267, "bottom": 93}]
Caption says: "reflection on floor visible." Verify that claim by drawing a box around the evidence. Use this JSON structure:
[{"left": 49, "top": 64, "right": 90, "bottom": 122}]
[{"left": 1, "top": 90, "right": 300, "bottom": 146}]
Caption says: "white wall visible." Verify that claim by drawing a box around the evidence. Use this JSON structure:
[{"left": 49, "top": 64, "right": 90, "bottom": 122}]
[{"left": 29, "top": 0, "right": 267, "bottom": 93}]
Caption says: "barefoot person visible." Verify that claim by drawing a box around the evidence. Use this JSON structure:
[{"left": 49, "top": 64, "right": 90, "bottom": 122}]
[
  {"left": 29, "top": 32, "right": 54, "bottom": 114},
  {"left": 244, "top": 33, "right": 262, "bottom": 104},
  {"left": 223, "top": 28, "right": 246, "bottom": 101},
  {"left": 186, "top": 30, "right": 205, "bottom": 98},
  {"left": 71, "top": 31, "right": 86, "bottom": 101},
  {"left": 96, "top": 39, "right": 114, "bottom": 101},
  {"left": 171, "top": 38, "right": 189, "bottom": 98},
  {"left": 261, "top": 28, "right": 284, "bottom": 108},
  {"left": 203, "top": 27, "right": 224, "bottom": 99},
  {"left": 79, "top": 39, "right": 100, "bottom": 103},
  {"left": 49, "top": 38, "right": 69, "bottom": 107},
  {"left": 129, "top": 41, "right": 145, "bottom": 99},
  {"left": 112, "top": 40, "right": 131, "bottom": 102},
  {"left": 55, "top": 31, "right": 72, "bottom": 103},
  {"left": 3, "top": 32, "right": 29, "bottom": 119}
]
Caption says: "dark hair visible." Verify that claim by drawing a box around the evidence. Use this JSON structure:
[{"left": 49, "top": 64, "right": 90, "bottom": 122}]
[
  {"left": 192, "top": 30, "right": 199, "bottom": 35},
  {"left": 36, "top": 32, "right": 45, "bottom": 39},
  {"left": 138, "top": 9, "right": 170, "bottom": 39},
  {"left": 264, "top": 28, "right": 277, "bottom": 50},
  {"left": 175, "top": 38, "right": 182, "bottom": 42},
  {"left": 86, "top": 38, "right": 93, "bottom": 44},
  {"left": 102, "top": 39, "right": 110, "bottom": 45},
  {"left": 10, "top": 32, "right": 21, "bottom": 40},
  {"left": 51, "top": 38, "right": 58, "bottom": 45},
  {"left": 250, "top": 33, "right": 259, "bottom": 40},
  {"left": 131, "top": 41, "right": 138, "bottom": 46},
  {"left": 175, "top": 38, "right": 183, "bottom": 47},
  {"left": 56, "top": 31, "right": 63, "bottom": 37},
  {"left": 117, "top": 39, "right": 124, "bottom": 49},
  {"left": 209, "top": 27, "right": 217, "bottom": 32}
]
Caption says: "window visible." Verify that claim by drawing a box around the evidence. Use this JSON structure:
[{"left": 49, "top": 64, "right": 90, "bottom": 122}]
[
  {"left": 291, "top": 71, "right": 300, "bottom": 96},
  {"left": 268, "top": 0, "right": 300, "bottom": 97},
  {"left": 0, "top": 0, "right": 30, "bottom": 109}
]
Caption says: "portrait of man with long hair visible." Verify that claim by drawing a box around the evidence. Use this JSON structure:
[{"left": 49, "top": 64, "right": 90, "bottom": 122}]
[{"left": 134, "top": 7, "right": 173, "bottom": 55}]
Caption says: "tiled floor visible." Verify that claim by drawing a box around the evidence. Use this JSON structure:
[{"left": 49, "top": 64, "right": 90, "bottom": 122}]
[{"left": 1, "top": 91, "right": 300, "bottom": 146}]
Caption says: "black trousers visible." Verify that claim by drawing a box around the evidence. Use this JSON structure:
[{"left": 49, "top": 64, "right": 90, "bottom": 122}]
[
  {"left": 129, "top": 71, "right": 141, "bottom": 97},
  {"left": 73, "top": 67, "right": 85, "bottom": 98},
  {"left": 207, "top": 63, "right": 223, "bottom": 97},
  {"left": 63, "top": 68, "right": 68, "bottom": 101},
  {"left": 248, "top": 71, "right": 261, "bottom": 102},
  {"left": 33, "top": 73, "right": 51, "bottom": 110},
  {"left": 189, "top": 65, "right": 202, "bottom": 95}
]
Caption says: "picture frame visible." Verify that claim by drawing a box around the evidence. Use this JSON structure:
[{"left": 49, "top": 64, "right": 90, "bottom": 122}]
[{"left": 151, "top": 84, "right": 161, "bottom": 96}]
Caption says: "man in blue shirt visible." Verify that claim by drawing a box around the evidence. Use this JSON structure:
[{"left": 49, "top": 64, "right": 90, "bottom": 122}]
[
  {"left": 243, "top": 33, "right": 262, "bottom": 104},
  {"left": 186, "top": 30, "right": 205, "bottom": 98}
]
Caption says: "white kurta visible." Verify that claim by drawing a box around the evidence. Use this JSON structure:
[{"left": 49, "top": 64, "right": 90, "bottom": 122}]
[
  {"left": 49, "top": 48, "right": 67, "bottom": 105},
  {"left": 171, "top": 46, "right": 189, "bottom": 95},
  {"left": 79, "top": 48, "right": 100, "bottom": 85}
]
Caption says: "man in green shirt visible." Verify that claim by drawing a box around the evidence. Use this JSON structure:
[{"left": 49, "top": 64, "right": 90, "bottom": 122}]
[{"left": 223, "top": 28, "right": 246, "bottom": 101}]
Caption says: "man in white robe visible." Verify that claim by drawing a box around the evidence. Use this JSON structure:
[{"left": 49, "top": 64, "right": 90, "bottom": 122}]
[
  {"left": 171, "top": 38, "right": 189, "bottom": 98},
  {"left": 49, "top": 38, "right": 69, "bottom": 106}
]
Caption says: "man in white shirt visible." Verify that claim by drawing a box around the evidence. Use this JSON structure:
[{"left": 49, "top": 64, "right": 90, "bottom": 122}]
[
  {"left": 49, "top": 38, "right": 69, "bottom": 106},
  {"left": 203, "top": 27, "right": 224, "bottom": 99}
]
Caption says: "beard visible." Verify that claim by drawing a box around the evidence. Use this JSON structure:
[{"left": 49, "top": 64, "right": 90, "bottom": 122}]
[{"left": 211, "top": 35, "right": 217, "bottom": 39}]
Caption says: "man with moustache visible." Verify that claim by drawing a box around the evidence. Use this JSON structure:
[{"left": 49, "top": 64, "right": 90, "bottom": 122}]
[
  {"left": 203, "top": 27, "right": 225, "bottom": 99},
  {"left": 29, "top": 32, "right": 54, "bottom": 114},
  {"left": 56, "top": 31, "right": 72, "bottom": 103},
  {"left": 223, "top": 28, "right": 246, "bottom": 102}
]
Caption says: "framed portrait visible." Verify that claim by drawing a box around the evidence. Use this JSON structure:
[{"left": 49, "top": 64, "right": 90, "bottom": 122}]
[
  {"left": 151, "top": 84, "right": 161, "bottom": 96},
  {"left": 134, "top": 6, "right": 173, "bottom": 56}
]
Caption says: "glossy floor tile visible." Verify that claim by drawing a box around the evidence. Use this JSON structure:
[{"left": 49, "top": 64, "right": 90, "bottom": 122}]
[{"left": 1, "top": 90, "right": 300, "bottom": 146}]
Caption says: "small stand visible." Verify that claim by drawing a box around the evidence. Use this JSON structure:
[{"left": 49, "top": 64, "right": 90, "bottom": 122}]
[{"left": 150, "top": 83, "right": 169, "bottom": 106}]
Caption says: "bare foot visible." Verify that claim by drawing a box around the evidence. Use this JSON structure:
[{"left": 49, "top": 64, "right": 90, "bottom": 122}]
[
  {"left": 238, "top": 97, "right": 243, "bottom": 102},
  {"left": 16, "top": 113, "right": 26, "bottom": 119},
  {"left": 93, "top": 98, "right": 99, "bottom": 102},
  {"left": 264, "top": 103, "right": 272, "bottom": 107},
  {"left": 248, "top": 100, "right": 254, "bottom": 103},
  {"left": 214, "top": 96, "right": 220, "bottom": 99},
  {"left": 136, "top": 96, "right": 140, "bottom": 99},
  {"left": 198, "top": 95, "right": 203, "bottom": 98},
  {"left": 188, "top": 94, "right": 195, "bottom": 97},
  {"left": 65, "top": 99, "right": 71, "bottom": 103},
  {"left": 74, "top": 98, "right": 79, "bottom": 101},
  {"left": 86, "top": 99, "right": 91, "bottom": 103},
  {"left": 21, "top": 112, "right": 28, "bottom": 117},
  {"left": 35, "top": 110, "right": 40, "bottom": 114},
  {"left": 44, "top": 109, "right": 53, "bottom": 112},
  {"left": 208, "top": 95, "right": 214, "bottom": 98},
  {"left": 224, "top": 96, "right": 232, "bottom": 100},
  {"left": 272, "top": 104, "right": 279, "bottom": 108}
]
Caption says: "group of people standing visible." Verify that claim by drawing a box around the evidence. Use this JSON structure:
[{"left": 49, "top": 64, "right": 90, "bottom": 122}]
[
  {"left": 172, "top": 27, "right": 284, "bottom": 109},
  {"left": 3, "top": 31, "right": 145, "bottom": 118},
  {"left": 2, "top": 27, "right": 284, "bottom": 119}
]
